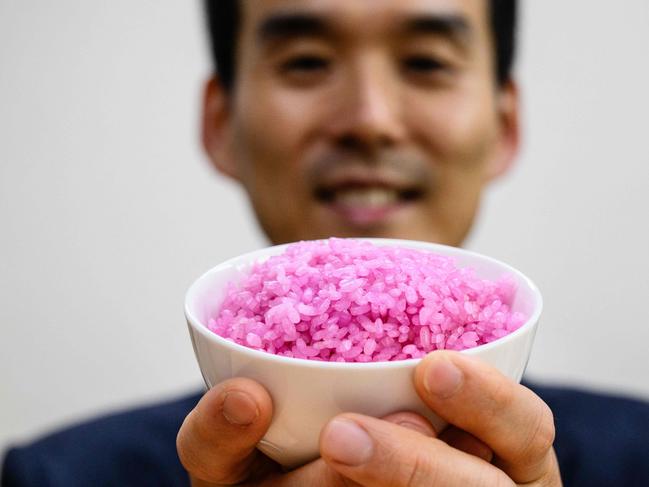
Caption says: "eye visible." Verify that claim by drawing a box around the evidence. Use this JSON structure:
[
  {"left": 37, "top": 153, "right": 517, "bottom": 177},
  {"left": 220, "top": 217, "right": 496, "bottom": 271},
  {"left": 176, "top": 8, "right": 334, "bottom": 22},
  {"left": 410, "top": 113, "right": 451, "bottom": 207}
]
[
  {"left": 403, "top": 55, "right": 446, "bottom": 74},
  {"left": 281, "top": 55, "right": 330, "bottom": 73}
]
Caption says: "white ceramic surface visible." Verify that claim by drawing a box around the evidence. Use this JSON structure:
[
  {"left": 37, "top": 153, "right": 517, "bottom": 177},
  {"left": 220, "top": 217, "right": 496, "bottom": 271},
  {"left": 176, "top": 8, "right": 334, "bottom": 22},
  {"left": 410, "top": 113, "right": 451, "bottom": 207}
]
[{"left": 184, "top": 238, "right": 543, "bottom": 468}]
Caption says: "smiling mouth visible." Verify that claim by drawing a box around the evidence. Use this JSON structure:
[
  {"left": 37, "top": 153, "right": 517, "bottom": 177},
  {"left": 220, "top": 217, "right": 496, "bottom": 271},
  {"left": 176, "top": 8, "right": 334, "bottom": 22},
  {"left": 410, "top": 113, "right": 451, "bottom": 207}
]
[
  {"left": 313, "top": 183, "right": 425, "bottom": 226},
  {"left": 315, "top": 184, "right": 423, "bottom": 205}
]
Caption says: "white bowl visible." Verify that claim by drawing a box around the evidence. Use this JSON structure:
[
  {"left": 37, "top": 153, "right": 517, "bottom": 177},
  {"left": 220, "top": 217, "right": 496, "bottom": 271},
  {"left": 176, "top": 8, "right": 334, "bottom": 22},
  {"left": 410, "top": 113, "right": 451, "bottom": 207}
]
[{"left": 184, "top": 238, "right": 543, "bottom": 468}]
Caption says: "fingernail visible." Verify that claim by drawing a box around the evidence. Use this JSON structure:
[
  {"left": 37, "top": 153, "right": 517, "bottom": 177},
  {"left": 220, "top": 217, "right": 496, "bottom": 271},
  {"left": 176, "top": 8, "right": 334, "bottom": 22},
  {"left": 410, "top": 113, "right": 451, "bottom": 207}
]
[
  {"left": 425, "top": 357, "right": 463, "bottom": 398},
  {"left": 222, "top": 391, "right": 258, "bottom": 426},
  {"left": 322, "top": 418, "right": 373, "bottom": 466}
]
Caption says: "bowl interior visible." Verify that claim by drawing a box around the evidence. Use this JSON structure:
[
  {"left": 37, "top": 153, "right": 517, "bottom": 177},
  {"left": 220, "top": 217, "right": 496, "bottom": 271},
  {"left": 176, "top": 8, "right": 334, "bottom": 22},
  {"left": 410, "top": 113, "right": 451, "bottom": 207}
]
[{"left": 186, "top": 238, "right": 541, "bottom": 347}]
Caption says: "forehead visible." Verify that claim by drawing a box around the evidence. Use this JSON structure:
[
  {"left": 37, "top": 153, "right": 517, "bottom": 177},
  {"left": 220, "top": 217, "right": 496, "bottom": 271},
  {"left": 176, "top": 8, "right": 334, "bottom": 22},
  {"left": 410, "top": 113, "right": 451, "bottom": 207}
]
[{"left": 240, "top": 0, "right": 490, "bottom": 41}]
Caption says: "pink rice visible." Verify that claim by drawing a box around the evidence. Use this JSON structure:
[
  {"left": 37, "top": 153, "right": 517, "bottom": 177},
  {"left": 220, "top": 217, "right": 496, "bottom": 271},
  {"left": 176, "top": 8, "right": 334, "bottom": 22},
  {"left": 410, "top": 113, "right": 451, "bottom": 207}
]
[{"left": 207, "top": 238, "right": 526, "bottom": 362}]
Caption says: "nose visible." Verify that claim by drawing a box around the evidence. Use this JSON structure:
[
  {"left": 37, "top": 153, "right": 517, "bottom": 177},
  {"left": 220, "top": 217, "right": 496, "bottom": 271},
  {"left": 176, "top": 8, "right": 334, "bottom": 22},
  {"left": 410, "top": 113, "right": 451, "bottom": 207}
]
[{"left": 327, "top": 55, "right": 406, "bottom": 152}]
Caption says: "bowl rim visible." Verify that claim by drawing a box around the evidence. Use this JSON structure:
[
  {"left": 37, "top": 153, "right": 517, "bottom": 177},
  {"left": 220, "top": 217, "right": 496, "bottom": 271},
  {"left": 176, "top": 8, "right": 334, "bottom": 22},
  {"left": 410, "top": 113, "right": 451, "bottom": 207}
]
[{"left": 184, "top": 238, "right": 543, "bottom": 370}]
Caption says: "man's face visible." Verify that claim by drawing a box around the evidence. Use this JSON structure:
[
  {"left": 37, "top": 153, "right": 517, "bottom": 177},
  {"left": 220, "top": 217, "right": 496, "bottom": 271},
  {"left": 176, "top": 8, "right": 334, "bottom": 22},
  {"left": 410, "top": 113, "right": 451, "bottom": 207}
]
[{"left": 204, "top": 0, "right": 518, "bottom": 246}]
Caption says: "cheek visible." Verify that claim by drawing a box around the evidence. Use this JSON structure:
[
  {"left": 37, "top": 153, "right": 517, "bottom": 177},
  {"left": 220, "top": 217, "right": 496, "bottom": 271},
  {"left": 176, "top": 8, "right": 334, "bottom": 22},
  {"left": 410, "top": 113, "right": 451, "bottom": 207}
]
[
  {"left": 234, "top": 99, "right": 288, "bottom": 178},
  {"left": 404, "top": 87, "right": 498, "bottom": 243},
  {"left": 229, "top": 82, "right": 328, "bottom": 243},
  {"left": 407, "top": 87, "right": 498, "bottom": 173},
  {"left": 232, "top": 83, "right": 324, "bottom": 185}
]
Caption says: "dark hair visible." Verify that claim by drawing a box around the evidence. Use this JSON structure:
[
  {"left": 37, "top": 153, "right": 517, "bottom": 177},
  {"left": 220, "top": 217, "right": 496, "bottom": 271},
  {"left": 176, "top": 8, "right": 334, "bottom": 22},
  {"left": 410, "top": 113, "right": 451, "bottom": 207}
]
[
  {"left": 204, "top": 0, "right": 517, "bottom": 90},
  {"left": 490, "top": 0, "right": 518, "bottom": 85}
]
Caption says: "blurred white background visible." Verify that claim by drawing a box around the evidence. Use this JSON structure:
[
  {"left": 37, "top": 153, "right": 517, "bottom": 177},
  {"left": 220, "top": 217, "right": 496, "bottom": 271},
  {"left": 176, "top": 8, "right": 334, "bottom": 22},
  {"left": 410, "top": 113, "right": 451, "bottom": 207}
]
[{"left": 1, "top": 0, "right": 648, "bottom": 453}]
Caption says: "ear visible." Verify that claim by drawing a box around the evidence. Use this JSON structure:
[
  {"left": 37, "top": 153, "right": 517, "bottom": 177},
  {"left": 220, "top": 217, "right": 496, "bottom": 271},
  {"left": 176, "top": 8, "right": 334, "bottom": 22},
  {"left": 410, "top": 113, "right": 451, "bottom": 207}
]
[
  {"left": 484, "top": 79, "right": 521, "bottom": 182},
  {"left": 202, "top": 76, "right": 240, "bottom": 181}
]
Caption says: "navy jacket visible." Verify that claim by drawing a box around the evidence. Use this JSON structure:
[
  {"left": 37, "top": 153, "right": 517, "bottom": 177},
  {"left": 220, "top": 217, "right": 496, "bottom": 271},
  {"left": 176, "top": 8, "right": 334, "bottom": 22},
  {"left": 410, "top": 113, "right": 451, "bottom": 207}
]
[{"left": 3, "top": 383, "right": 649, "bottom": 486}]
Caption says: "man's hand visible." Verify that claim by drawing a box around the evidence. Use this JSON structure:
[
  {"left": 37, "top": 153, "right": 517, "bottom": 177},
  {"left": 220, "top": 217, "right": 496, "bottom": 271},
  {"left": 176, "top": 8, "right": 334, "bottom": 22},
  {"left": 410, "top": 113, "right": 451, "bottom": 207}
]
[
  {"left": 176, "top": 378, "right": 435, "bottom": 486},
  {"left": 177, "top": 352, "right": 561, "bottom": 486},
  {"left": 319, "top": 351, "right": 562, "bottom": 486}
]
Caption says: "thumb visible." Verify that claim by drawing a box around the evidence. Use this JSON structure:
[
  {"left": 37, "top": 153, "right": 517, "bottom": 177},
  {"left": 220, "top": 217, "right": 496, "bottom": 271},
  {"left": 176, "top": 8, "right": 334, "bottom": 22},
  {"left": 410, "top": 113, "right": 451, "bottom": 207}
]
[{"left": 177, "top": 378, "right": 274, "bottom": 485}]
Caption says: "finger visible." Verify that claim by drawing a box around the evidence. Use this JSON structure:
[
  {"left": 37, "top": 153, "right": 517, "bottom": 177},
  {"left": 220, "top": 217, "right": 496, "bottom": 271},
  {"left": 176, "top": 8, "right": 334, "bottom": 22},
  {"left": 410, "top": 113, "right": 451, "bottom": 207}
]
[
  {"left": 259, "top": 458, "right": 351, "bottom": 487},
  {"left": 176, "top": 378, "right": 274, "bottom": 485},
  {"left": 438, "top": 426, "right": 493, "bottom": 462},
  {"left": 320, "top": 413, "right": 514, "bottom": 487},
  {"left": 263, "top": 412, "right": 437, "bottom": 487},
  {"left": 381, "top": 411, "right": 438, "bottom": 437},
  {"left": 414, "top": 351, "right": 556, "bottom": 483}
]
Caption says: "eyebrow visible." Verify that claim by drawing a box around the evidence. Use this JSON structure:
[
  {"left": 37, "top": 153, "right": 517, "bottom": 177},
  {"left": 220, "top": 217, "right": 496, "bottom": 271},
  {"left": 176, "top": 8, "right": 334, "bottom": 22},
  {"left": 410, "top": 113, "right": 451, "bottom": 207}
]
[
  {"left": 258, "top": 13, "right": 331, "bottom": 43},
  {"left": 404, "top": 14, "right": 472, "bottom": 46},
  {"left": 257, "top": 11, "right": 472, "bottom": 48}
]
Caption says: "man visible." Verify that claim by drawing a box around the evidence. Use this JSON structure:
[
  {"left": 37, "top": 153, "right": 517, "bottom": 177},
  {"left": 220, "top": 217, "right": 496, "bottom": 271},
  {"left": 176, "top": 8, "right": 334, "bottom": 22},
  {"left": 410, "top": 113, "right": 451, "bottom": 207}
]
[{"left": 3, "top": 1, "right": 649, "bottom": 486}]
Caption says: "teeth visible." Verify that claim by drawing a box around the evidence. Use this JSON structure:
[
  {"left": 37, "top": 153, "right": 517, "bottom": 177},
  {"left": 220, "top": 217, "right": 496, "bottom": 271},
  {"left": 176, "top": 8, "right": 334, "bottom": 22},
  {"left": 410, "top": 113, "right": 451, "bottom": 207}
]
[{"left": 333, "top": 188, "right": 399, "bottom": 207}]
